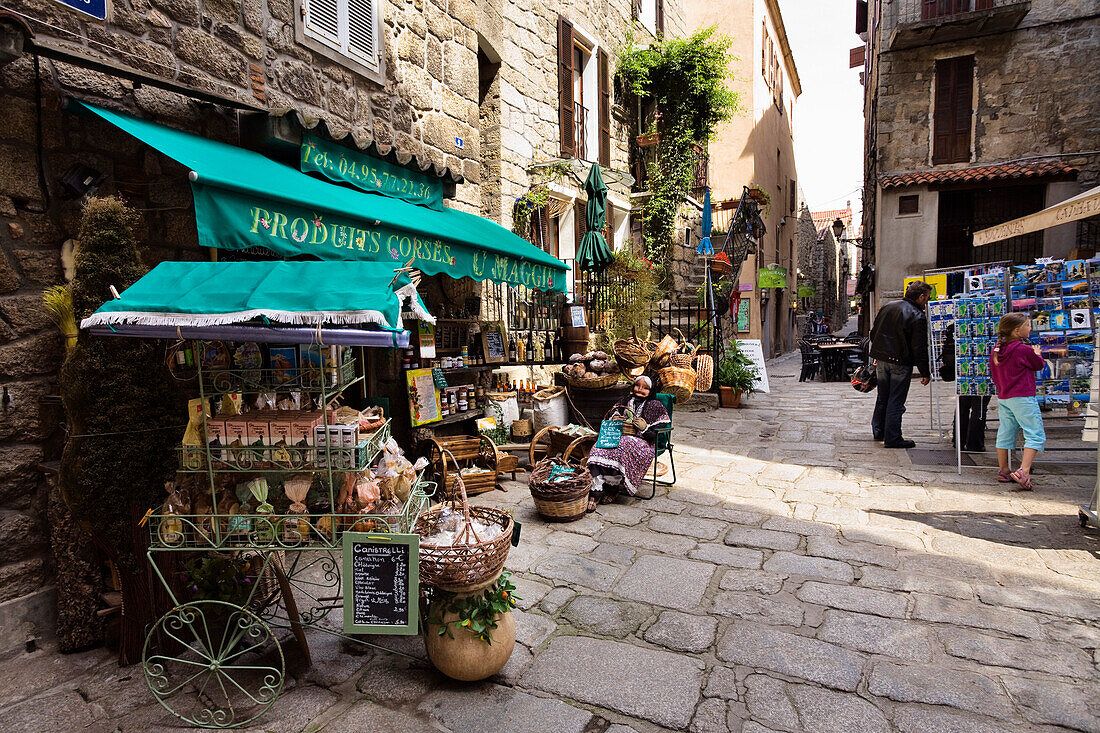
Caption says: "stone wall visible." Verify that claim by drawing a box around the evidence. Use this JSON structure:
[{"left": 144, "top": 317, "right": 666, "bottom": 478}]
[
  {"left": 489, "top": 0, "right": 687, "bottom": 229},
  {"left": 874, "top": 7, "right": 1100, "bottom": 186},
  {"left": 0, "top": 0, "right": 484, "bottom": 605}
]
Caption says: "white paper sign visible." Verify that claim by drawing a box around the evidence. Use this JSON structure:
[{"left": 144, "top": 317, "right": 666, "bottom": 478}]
[{"left": 734, "top": 339, "right": 770, "bottom": 394}]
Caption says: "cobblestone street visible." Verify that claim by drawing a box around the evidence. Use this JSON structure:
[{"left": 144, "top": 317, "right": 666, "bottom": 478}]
[{"left": 3, "top": 353, "right": 1099, "bottom": 733}]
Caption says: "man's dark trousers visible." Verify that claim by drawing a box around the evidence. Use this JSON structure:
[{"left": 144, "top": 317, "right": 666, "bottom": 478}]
[{"left": 872, "top": 362, "right": 912, "bottom": 446}]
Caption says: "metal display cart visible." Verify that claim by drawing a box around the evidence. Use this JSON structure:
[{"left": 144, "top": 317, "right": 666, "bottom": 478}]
[{"left": 142, "top": 342, "right": 433, "bottom": 728}]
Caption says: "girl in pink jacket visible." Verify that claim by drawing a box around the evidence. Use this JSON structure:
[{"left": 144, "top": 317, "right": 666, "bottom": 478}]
[{"left": 989, "top": 313, "right": 1045, "bottom": 490}]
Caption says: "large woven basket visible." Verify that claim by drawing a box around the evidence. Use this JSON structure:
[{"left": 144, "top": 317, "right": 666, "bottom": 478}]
[
  {"left": 658, "top": 365, "right": 697, "bottom": 404},
  {"left": 612, "top": 337, "right": 650, "bottom": 377},
  {"left": 529, "top": 459, "right": 592, "bottom": 523},
  {"left": 565, "top": 372, "right": 621, "bottom": 390},
  {"left": 694, "top": 353, "right": 714, "bottom": 391},
  {"left": 415, "top": 477, "right": 513, "bottom": 591}
]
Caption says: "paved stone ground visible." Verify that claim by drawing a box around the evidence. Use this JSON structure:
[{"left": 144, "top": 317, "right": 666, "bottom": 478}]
[{"left": 3, "top": 353, "right": 1099, "bottom": 732}]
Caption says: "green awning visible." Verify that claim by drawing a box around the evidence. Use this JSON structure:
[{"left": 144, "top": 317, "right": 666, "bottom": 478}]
[
  {"left": 80, "top": 260, "right": 431, "bottom": 330},
  {"left": 71, "top": 101, "right": 569, "bottom": 293}
]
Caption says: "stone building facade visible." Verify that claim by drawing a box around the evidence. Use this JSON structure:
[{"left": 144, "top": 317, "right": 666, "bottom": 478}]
[
  {"left": 796, "top": 206, "right": 853, "bottom": 335},
  {"left": 857, "top": 0, "right": 1100, "bottom": 308},
  {"left": 478, "top": 0, "right": 686, "bottom": 288},
  {"left": 0, "top": 0, "right": 682, "bottom": 636}
]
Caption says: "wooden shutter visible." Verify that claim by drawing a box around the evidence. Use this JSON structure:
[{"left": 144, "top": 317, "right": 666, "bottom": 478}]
[
  {"left": 921, "top": 0, "right": 940, "bottom": 20},
  {"left": 789, "top": 180, "right": 796, "bottom": 213},
  {"left": 347, "top": 0, "right": 376, "bottom": 64},
  {"left": 974, "top": 0, "right": 993, "bottom": 9},
  {"left": 655, "top": 0, "right": 664, "bottom": 36},
  {"left": 305, "top": 0, "right": 339, "bottom": 43},
  {"left": 574, "top": 200, "right": 585, "bottom": 255},
  {"left": 598, "top": 49, "right": 611, "bottom": 167},
  {"left": 933, "top": 56, "right": 973, "bottom": 164},
  {"left": 558, "top": 16, "right": 576, "bottom": 159}
]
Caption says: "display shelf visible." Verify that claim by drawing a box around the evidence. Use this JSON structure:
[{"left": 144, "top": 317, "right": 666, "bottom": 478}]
[
  {"left": 178, "top": 421, "right": 390, "bottom": 473},
  {"left": 148, "top": 474, "right": 434, "bottom": 551},
  {"left": 199, "top": 357, "right": 359, "bottom": 395},
  {"left": 432, "top": 408, "right": 484, "bottom": 426}
]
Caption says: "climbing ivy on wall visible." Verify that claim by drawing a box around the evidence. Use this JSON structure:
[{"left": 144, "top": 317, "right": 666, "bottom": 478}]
[{"left": 618, "top": 28, "right": 739, "bottom": 289}]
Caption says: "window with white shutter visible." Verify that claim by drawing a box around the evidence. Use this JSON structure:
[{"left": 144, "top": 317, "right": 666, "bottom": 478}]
[{"left": 303, "top": 0, "right": 379, "bottom": 72}]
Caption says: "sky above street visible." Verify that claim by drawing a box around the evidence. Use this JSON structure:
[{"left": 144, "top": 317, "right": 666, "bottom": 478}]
[{"left": 776, "top": 0, "right": 866, "bottom": 220}]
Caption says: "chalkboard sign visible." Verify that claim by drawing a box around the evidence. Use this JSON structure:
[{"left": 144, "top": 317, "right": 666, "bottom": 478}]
[
  {"left": 482, "top": 325, "right": 506, "bottom": 364},
  {"left": 342, "top": 533, "right": 419, "bottom": 635},
  {"left": 596, "top": 419, "right": 623, "bottom": 449}
]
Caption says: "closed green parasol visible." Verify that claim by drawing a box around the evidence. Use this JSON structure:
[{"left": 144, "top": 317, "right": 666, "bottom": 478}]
[{"left": 576, "top": 163, "right": 614, "bottom": 272}]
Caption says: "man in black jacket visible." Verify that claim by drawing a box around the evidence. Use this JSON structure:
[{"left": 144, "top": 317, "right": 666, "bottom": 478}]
[{"left": 869, "top": 281, "right": 933, "bottom": 448}]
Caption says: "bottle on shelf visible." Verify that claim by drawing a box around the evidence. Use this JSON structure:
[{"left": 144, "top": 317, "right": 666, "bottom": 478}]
[{"left": 508, "top": 335, "right": 517, "bottom": 363}]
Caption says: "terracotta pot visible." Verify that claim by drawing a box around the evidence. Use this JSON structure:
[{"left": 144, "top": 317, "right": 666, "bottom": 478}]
[
  {"left": 425, "top": 604, "right": 515, "bottom": 681},
  {"left": 718, "top": 386, "right": 742, "bottom": 408}
]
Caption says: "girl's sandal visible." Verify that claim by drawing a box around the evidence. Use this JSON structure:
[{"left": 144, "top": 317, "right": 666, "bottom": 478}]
[
  {"left": 1010, "top": 469, "right": 1033, "bottom": 491},
  {"left": 587, "top": 497, "right": 599, "bottom": 513},
  {"left": 996, "top": 470, "right": 1013, "bottom": 483}
]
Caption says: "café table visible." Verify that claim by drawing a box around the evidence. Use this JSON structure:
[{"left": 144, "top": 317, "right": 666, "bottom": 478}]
[{"left": 817, "top": 341, "right": 862, "bottom": 382}]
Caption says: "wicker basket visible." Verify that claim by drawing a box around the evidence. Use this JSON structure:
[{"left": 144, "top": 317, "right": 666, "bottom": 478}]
[
  {"left": 565, "top": 372, "right": 621, "bottom": 390},
  {"left": 658, "top": 365, "right": 697, "bottom": 404},
  {"left": 669, "top": 342, "right": 698, "bottom": 369},
  {"left": 529, "top": 459, "right": 592, "bottom": 522},
  {"left": 416, "top": 477, "right": 513, "bottom": 591},
  {"left": 694, "top": 353, "right": 714, "bottom": 391},
  {"left": 612, "top": 337, "right": 650, "bottom": 377}
]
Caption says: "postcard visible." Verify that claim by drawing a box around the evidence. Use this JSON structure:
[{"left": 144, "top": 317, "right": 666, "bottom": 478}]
[{"left": 1051, "top": 311, "right": 1071, "bottom": 329}]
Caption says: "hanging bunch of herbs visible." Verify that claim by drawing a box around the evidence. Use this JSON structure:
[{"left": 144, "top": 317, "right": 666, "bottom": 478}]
[{"left": 618, "top": 28, "right": 739, "bottom": 287}]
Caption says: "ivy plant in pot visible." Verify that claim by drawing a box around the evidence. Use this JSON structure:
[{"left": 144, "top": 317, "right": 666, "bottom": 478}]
[
  {"left": 423, "top": 571, "right": 520, "bottom": 681},
  {"left": 717, "top": 346, "right": 758, "bottom": 408}
]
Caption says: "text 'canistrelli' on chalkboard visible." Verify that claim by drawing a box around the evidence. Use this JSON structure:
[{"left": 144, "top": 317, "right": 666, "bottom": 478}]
[
  {"left": 353, "top": 542, "right": 407, "bottom": 625},
  {"left": 343, "top": 533, "right": 419, "bottom": 635}
]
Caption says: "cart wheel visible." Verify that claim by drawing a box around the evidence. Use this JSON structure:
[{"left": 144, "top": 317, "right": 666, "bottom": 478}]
[
  {"left": 143, "top": 600, "right": 284, "bottom": 728},
  {"left": 529, "top": 427, "right": 554, "bottom": 466},
  {"left": 562, "top": 436, "right": 595, "bottom": 465},
  {"left": 1080, "top": 510, "right": 1090, "bottom": 528}
]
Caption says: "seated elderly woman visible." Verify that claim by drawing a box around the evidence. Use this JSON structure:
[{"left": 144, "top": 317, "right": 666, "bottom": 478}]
[{"left": 586, "top": 375, "right": 670, "bottom": 511}]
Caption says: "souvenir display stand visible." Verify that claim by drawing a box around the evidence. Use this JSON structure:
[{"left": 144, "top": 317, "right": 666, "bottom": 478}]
[{"left": 922, "top": 259, "right": 1100, "bottom": 476}]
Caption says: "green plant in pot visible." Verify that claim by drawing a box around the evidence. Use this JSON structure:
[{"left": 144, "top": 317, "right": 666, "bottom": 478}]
[{"left": 717, "top": 343, "right": 758, "bottom": 408}]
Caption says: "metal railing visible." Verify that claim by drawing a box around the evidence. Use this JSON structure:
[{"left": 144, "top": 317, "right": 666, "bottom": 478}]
[
  {"left": 691, "top": 145, "right": 709, "bottom": 192},
  {"left": 574, "top": 103, "right": 588, "bottom": 161},
  {"left": 892, "top": 0, "right": 1023, "bottom": 25}
]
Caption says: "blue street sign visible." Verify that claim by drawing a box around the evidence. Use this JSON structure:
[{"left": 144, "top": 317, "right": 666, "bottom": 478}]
[{"left": 55, "top": 0, "right": 107, "bottom": 20}]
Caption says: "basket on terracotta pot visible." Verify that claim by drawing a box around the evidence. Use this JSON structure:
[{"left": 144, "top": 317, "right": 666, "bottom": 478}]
[
  {"left": 529, "top": 458, "right": 592, "bottom": 522},
  {"left": 658, "top": 365, "right": 697, "bottom": 404},
  {"left": 694, "top": 353, "right": 714, "bottom": 391},
  {"left": 415, "top": 470, "right": 513, "bottom": 591}
]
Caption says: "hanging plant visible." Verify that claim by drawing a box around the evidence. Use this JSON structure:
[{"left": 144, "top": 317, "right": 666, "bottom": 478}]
[
  {"left": 512, "top": 161, "right": 575, "bottom": 240},
  {"left": 618, "top": 28, "right": 740, "bottom": 289}
]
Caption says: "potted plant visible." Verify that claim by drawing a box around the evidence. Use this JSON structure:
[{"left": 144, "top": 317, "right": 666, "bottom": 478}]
[
  {"left": 424, "top": 571, "right": 520, "bottom": 681},
  {"left": 717, "top": 345, "right": 758, "bottom": 408}
]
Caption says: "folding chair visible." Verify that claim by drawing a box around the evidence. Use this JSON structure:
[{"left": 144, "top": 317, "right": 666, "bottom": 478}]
[{"left": 639, "top": 392, "right": 676, "bottom": 499}]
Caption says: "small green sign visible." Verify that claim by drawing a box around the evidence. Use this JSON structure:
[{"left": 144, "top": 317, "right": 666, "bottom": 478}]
[
  {"left": 342, "top": 532, "right": 419, "bottom": 635},
  {"left": 758, "top": 265, "right": 788, "bottom": 289},
  {"left": 797, "top": 285, "right": 816, "bottom": 298},
  {"left": 596, "top": 419, "right": 624, "bottom": 449}
]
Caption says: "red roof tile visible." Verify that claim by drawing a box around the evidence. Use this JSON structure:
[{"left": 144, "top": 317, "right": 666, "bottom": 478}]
[
  {"left": 811, "top": 207, "right": 853, "bottom": 232},
  {"left": 880, "top": 161, "right": 1077, "bottom": 189}
]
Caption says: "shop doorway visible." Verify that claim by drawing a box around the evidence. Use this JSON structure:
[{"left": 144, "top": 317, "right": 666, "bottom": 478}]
[{"left": 936, "top": 184, "right": 1046, "bottom": 268}]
